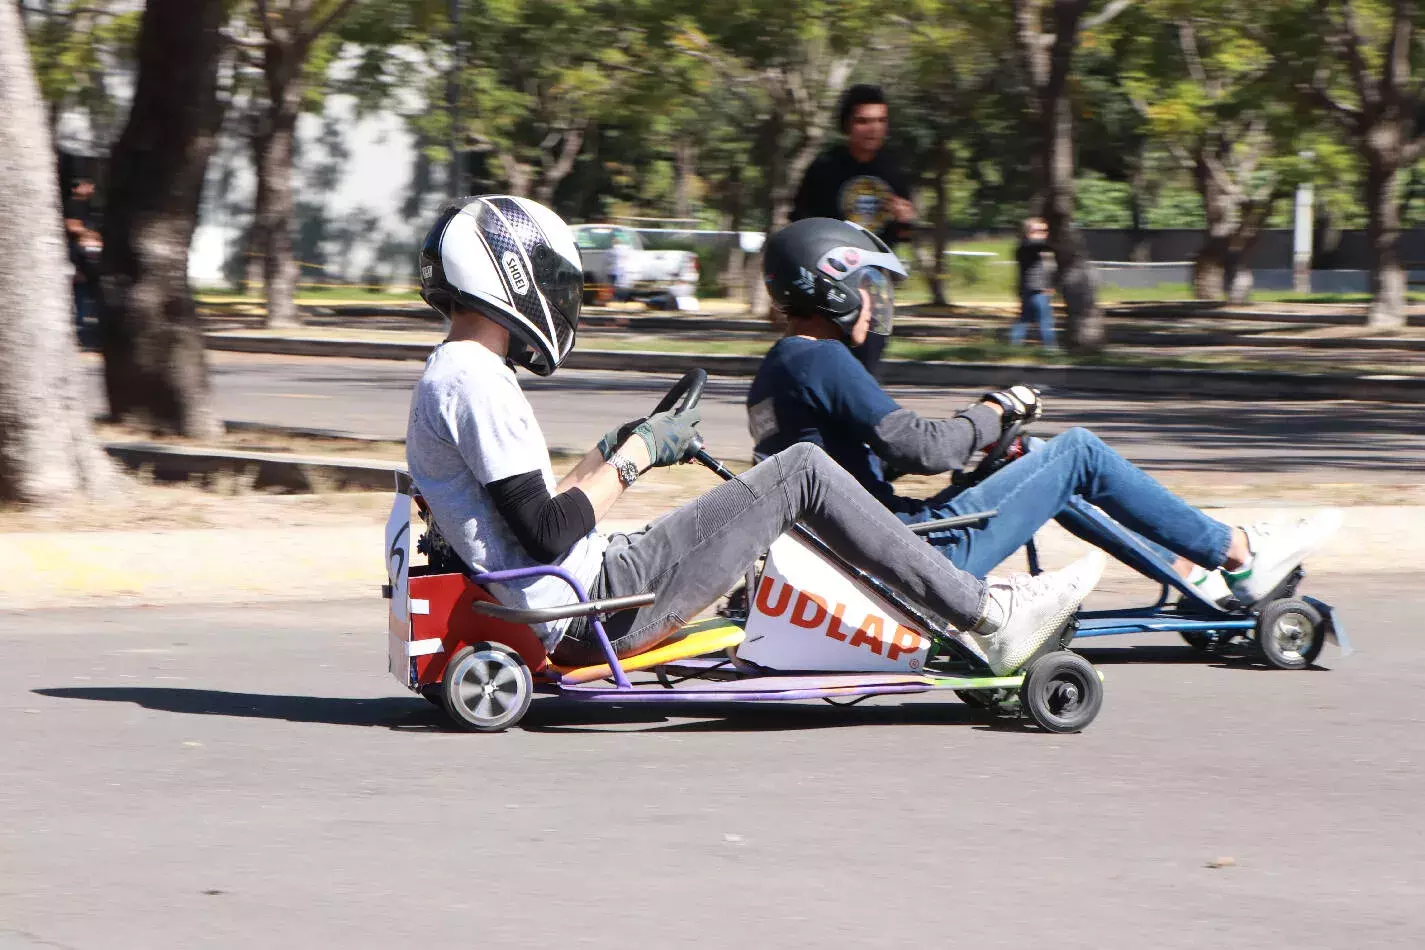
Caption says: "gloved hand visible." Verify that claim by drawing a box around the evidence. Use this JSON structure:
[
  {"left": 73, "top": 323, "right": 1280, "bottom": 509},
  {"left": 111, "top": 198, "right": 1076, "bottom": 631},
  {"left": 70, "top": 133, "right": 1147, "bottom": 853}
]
[
  {"left": 980, "top": 385, "right": 1043, "bottom": 425},
  {"left": 634, "top": 407, "right": 703, "bottom": 467},
  {"left": 596, "top": 417, "right": 646, "bottom": 460}
]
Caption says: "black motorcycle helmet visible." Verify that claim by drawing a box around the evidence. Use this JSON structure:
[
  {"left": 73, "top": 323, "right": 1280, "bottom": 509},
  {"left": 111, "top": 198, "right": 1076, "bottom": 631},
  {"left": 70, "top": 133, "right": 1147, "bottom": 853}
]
[{"left": 763, "top": 217, "right": 907, "bottom": 343}]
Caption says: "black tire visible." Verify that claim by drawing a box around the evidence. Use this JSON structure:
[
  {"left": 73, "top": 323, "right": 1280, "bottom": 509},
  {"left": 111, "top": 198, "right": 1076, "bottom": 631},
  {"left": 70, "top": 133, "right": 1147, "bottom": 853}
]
[
  {"left": 1020, "top": 651, "right": 1103, "bottom": 734},
  {"left": 1256, "top": 599, "right": 1326, "bottom": 670},
  {"left": 1180, "top": 631, "right": 1211, "bottom": 652},
  {"left": 440, "top": 642, "right": 533, "bottom": 732}
]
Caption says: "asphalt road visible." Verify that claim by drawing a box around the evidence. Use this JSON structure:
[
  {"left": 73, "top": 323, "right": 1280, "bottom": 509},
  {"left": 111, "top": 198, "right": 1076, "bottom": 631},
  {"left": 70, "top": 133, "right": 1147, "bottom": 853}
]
[
  {"left": 83, "top": 352, "right": 1425, "bottom": 480},
  {"left": 1, "top": 575, "right": 1419, "bottom": 948}
]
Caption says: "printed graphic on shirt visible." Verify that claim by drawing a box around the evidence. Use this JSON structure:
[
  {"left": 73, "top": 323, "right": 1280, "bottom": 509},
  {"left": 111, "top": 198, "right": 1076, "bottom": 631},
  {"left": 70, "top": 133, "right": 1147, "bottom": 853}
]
[
  {"left": 748, "top": 397, "right": 780, "bottom": 444},
  {"left": 838, "top": 175, "right": 895, "bottom": 233}
]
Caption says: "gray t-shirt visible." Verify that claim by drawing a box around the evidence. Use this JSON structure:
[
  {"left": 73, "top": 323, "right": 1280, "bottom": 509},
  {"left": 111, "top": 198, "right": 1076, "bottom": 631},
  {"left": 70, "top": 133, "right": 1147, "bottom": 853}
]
[{"left": 405, "top": 341, "right": 608, "bottom": 649}]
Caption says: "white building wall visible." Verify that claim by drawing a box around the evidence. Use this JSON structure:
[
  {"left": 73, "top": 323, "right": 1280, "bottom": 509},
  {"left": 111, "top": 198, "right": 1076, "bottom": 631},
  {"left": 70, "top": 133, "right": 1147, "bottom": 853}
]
[{"left": 191, "top": 91, "right": 444, "bottom": 289}]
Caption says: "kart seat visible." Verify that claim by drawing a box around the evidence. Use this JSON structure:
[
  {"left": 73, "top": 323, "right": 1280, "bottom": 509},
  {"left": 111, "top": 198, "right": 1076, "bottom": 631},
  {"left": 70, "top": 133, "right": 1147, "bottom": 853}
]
[{"left": 551, "top": 618, "right": 746, "bottom": 685}]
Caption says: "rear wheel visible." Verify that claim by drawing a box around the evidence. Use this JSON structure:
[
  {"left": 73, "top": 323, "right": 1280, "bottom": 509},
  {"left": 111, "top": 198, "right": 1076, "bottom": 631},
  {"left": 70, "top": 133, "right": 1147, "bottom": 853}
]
[
  {"left": 1020, "top": 652, "right": 1102, "bottom": 734},
  {"left": 441, "top": 642, "right": 533, "bottom": 732},
  {"left": 1180, "top": 631, "right": 1211, "bottom": 651},
  {"left": 1256, "top": 599, "right": 1326, "bottom": 670}
]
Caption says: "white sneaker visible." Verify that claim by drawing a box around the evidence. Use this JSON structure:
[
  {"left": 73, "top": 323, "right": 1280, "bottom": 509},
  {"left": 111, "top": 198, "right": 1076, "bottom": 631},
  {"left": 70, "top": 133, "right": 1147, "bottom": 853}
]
[
  {"left": 970, "top": 551, "right": 1107, "bottom": 675},
  {"left": 1226, "top": 510, "right": 1343, "bottom": 605},
  {"left": 1186, "top": 566, "right": 1234, "bottom": 607}
]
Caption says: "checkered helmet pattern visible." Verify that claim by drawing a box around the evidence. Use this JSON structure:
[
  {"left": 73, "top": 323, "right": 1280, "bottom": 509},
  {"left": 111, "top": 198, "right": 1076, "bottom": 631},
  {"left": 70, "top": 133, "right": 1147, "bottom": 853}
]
[{"left": 418, "top": 195, "right": 583, "bottom": 376}]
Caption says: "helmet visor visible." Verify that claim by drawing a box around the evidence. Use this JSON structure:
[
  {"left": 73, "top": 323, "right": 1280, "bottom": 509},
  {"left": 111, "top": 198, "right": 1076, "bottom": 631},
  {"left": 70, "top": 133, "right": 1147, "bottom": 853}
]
[
  {"left": 530, "top": 242, "right": 583, "bottom": 359},
  {"left": 847, "top": 266, "right": 895, "bottom": 336}
]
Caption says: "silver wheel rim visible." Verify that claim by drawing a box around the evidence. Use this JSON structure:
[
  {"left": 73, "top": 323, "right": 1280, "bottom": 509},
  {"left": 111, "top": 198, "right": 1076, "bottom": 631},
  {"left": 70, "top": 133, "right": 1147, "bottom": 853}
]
[
  {"left": 453, "top": 651, "right": 525, "bottom": 727},
  {"left": 1270, "top": 611, "right": 1312, "bottom": 661}
]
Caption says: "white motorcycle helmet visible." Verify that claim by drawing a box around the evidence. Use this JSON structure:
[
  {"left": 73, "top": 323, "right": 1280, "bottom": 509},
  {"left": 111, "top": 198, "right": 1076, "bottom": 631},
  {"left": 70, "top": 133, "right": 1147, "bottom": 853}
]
[{"left": 419, "top": 195, "right": 584, "bottom": 376}]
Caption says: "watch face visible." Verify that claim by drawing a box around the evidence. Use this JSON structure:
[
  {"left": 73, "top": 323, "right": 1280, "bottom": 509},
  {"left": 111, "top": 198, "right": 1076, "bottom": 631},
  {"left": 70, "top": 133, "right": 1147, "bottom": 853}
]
[{"left": 611, "top": 454, "right": 638, "bottom": 487}]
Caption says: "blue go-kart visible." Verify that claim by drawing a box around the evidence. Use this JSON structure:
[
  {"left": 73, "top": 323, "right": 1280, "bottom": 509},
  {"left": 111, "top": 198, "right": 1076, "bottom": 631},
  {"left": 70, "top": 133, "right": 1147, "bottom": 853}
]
[{"left": 941, "top": 417, "right": 1352, "bottom": 671}]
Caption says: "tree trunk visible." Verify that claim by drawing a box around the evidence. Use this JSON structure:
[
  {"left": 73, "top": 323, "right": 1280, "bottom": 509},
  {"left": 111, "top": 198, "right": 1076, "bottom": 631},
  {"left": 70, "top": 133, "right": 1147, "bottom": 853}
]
[
  {"left": 1041, "top": 89, "right": 1101, "bottom": 349},
  {"left": 928, "top": 140, "right": 950, "bottom": 307},
  {"left": 500, "top": 152, "right": 533, "bottom": 198},
  {"left": 721, "top": 163, "right": 747, "bottom": 304},
  {"left": 1192, "top": 149, "right": 1232, "bottom": 299},
  {"left": 1041, "top": 1, "right": 1103, "bottom": 351},
  {"left": 98, "top": 0, "right": 224, "bottom": 439},
  {"left": 1365, "top": 152, "right": 1407, "bottom": 329},
  {"left": 1128, "top": 151, "right": 1152, "bottom": 263},
  {"left": 243, "top": 128, "right": 270, "bottom": 294},
  {"left": 260, "top": 95, "right": 301, "bottom": 328},
  {"left": 533, "top": 125, "right": 586, "bottom": 206},
  {"left": 1222, "top": 194, "right": 1278, "bottom": 306},
  {"left": 674, "top": 138, "right": 696, "bottom": 221},
  {"left": 0, "top": 0, "right": 115, "bottom": 502}
]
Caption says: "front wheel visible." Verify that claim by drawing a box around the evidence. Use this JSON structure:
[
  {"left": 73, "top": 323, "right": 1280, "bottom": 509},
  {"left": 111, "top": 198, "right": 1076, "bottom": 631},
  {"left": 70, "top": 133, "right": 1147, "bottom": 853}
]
[
  {"left": 1020, "top": 651, "right": 1102, "bottom": 734},
  {"left": 1256, "top": 599, "right": 1326, "bottom": 670},
  {"left": 441, "top": 642, "right": 533, "bottom": 732}
]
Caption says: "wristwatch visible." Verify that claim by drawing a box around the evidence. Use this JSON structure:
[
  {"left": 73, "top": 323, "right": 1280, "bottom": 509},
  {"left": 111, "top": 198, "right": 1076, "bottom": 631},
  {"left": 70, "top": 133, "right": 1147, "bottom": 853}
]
[{"left": 607, "top": 452, "right": 640, "bottom": 488}]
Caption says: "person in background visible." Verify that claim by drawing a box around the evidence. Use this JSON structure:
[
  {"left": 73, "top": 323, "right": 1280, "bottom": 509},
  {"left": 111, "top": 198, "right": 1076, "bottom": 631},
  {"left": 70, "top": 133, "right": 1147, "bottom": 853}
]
[
  {"left": 791, "top": 83, "right": 915, "bottom": 373},
  {"left": 1011, "top": 217, "right": 1056, "bottom": 349},
  {"left": 63, "top": 177, "right": 102, "bottom": 335}
]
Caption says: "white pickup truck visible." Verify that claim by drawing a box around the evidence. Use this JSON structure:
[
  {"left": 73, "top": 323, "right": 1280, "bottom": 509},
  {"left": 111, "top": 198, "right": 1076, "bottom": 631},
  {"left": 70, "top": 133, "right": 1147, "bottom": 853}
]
[{"left": 573, "top": 224, "right": 700, "bottom": 309}]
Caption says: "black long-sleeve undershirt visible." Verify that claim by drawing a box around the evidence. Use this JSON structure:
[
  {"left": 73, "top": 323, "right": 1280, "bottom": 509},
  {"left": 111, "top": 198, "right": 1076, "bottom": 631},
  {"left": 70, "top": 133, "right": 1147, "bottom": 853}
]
[{"left": 486, "top": 471, "right": 596, "bottom": 564}]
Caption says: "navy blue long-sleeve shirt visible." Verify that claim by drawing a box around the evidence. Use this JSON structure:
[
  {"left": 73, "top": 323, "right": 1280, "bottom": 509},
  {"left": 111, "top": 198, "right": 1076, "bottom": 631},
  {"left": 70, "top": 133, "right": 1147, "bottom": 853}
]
[{"left": 747, "top": 337, "right": 1000, "bottom": 510}]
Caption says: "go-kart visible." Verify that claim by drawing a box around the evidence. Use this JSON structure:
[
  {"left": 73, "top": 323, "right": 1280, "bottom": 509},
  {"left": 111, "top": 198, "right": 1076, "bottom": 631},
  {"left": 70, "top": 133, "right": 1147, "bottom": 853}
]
[
  {"left": 382, "top": 370, "right": 1105, "bottom": 734},
  {"left": 927, "top": 412, "right": 1353, "bottom": 671}
]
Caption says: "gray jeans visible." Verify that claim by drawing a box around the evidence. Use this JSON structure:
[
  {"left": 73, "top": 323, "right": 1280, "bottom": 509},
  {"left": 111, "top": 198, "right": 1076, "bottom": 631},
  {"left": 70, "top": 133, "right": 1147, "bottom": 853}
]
[{"left": 552, "top": 442, "right": 988, "bottom": 666}]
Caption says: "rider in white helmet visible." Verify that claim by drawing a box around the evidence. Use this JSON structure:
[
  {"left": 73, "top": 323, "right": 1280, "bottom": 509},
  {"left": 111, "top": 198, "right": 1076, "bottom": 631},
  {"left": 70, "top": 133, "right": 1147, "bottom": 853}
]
[{"left": 406, "top": 196, "right": 1105, "bottom": 674}]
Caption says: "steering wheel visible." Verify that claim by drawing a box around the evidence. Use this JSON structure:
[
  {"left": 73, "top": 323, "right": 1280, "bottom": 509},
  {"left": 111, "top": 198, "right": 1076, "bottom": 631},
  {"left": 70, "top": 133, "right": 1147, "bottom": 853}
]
[
  {"left": 651, "top": 368, "right": 707, "bottom": 416},
  {"left": 970, "top": 419, "right": 1026, "bottom": 483}
]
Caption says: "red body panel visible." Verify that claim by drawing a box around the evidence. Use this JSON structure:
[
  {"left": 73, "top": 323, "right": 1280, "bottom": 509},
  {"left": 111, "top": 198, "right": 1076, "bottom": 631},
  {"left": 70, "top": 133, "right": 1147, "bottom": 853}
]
[{"left": 409, "top": 572, "right": 549, "bottom": 684}]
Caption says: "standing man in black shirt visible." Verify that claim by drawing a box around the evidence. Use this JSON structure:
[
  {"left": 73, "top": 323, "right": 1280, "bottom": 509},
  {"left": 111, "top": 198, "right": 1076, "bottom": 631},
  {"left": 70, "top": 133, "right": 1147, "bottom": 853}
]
[
  {"left": 1011, "top": 217, "right": 1057, "bottom": 349},
  {"left": 791, "top": 84, "right": 915, "bottom": 372}
]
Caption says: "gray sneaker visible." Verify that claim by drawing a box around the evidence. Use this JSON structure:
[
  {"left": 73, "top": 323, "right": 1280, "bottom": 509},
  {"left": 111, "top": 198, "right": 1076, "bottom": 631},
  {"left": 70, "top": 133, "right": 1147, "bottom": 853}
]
[{"left": 970, "top": 551, "right": 1107, "bottom": 675}]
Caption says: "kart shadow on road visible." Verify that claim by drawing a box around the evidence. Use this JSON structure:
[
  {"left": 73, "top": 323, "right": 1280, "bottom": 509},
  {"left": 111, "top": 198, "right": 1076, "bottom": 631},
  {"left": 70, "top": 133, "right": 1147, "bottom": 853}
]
[
  {"left": 33, "top": 686, "right": 439, "bottom": 729},
  {"left": 519, "top": 697, "right": 1028, "bottom": 734},
  {"left": 1072, "top": 643, "right": 1334, "bottom": 672},
  {"left": 32, "top": 686, "right": 1037, "bottom": 734}
]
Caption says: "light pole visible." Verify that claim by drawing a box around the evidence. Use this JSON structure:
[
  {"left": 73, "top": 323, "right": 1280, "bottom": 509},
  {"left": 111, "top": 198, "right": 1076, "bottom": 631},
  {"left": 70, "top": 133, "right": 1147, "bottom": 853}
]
[
  {"left": 447, "top": 0, "right": 462, "bottom": 196},
  {"left": 1293, "top": 150, "right": 1315, "bottom": 294}
]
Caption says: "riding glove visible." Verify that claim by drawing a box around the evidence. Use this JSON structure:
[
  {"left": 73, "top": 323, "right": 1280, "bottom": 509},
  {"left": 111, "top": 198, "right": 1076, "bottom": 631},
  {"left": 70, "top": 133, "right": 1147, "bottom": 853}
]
[
  {"left": 597, "top": 417, "right": 646, "bottom": 460},
  {"left": 635, "top": 407, "right": 703, "bottom": 467},
  {"left": 981, "top": 385, "right": 1043, "bottom": 425}
]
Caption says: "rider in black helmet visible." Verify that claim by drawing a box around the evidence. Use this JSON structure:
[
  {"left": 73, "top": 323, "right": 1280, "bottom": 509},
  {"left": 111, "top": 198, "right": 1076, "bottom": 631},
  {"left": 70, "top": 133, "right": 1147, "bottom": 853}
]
[{"left": 748, "top": 217, "right": 1341, "bottom": 605}]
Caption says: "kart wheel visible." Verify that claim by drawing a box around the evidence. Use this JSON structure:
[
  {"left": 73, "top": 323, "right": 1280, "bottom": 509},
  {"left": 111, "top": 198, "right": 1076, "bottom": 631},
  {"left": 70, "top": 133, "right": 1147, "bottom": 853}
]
[
  {"left": 441, "top": 643, "right": 532, "bottom": 732},
  {"left": 1180, "top": 632, "right": 1211, "bottom": 652},
  {"left": 1256, "top": 599, "right": 1325, "bottom": 670},
  {"left": 1021, "top": 652, "right": 1102, "bottom": 734}
]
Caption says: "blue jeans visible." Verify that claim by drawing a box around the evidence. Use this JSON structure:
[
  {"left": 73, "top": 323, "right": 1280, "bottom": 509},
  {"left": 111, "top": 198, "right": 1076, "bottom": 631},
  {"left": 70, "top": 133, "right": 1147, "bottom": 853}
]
[
  {"left": 1010, "top": 291, "right": 1056, "bottom": 347},
  {"left": 900, "top": 428, "right": 1233, "bottom": 579}
]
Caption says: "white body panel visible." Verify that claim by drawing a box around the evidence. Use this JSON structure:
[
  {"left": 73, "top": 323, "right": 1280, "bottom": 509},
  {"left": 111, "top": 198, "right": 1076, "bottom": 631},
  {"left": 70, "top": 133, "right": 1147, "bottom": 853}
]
[
  {"left": 738, "top": 535, "right": 932, "bottom": 673},
  {"left": 385, "top": 481, "right": 414, "bottom": 687}
]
